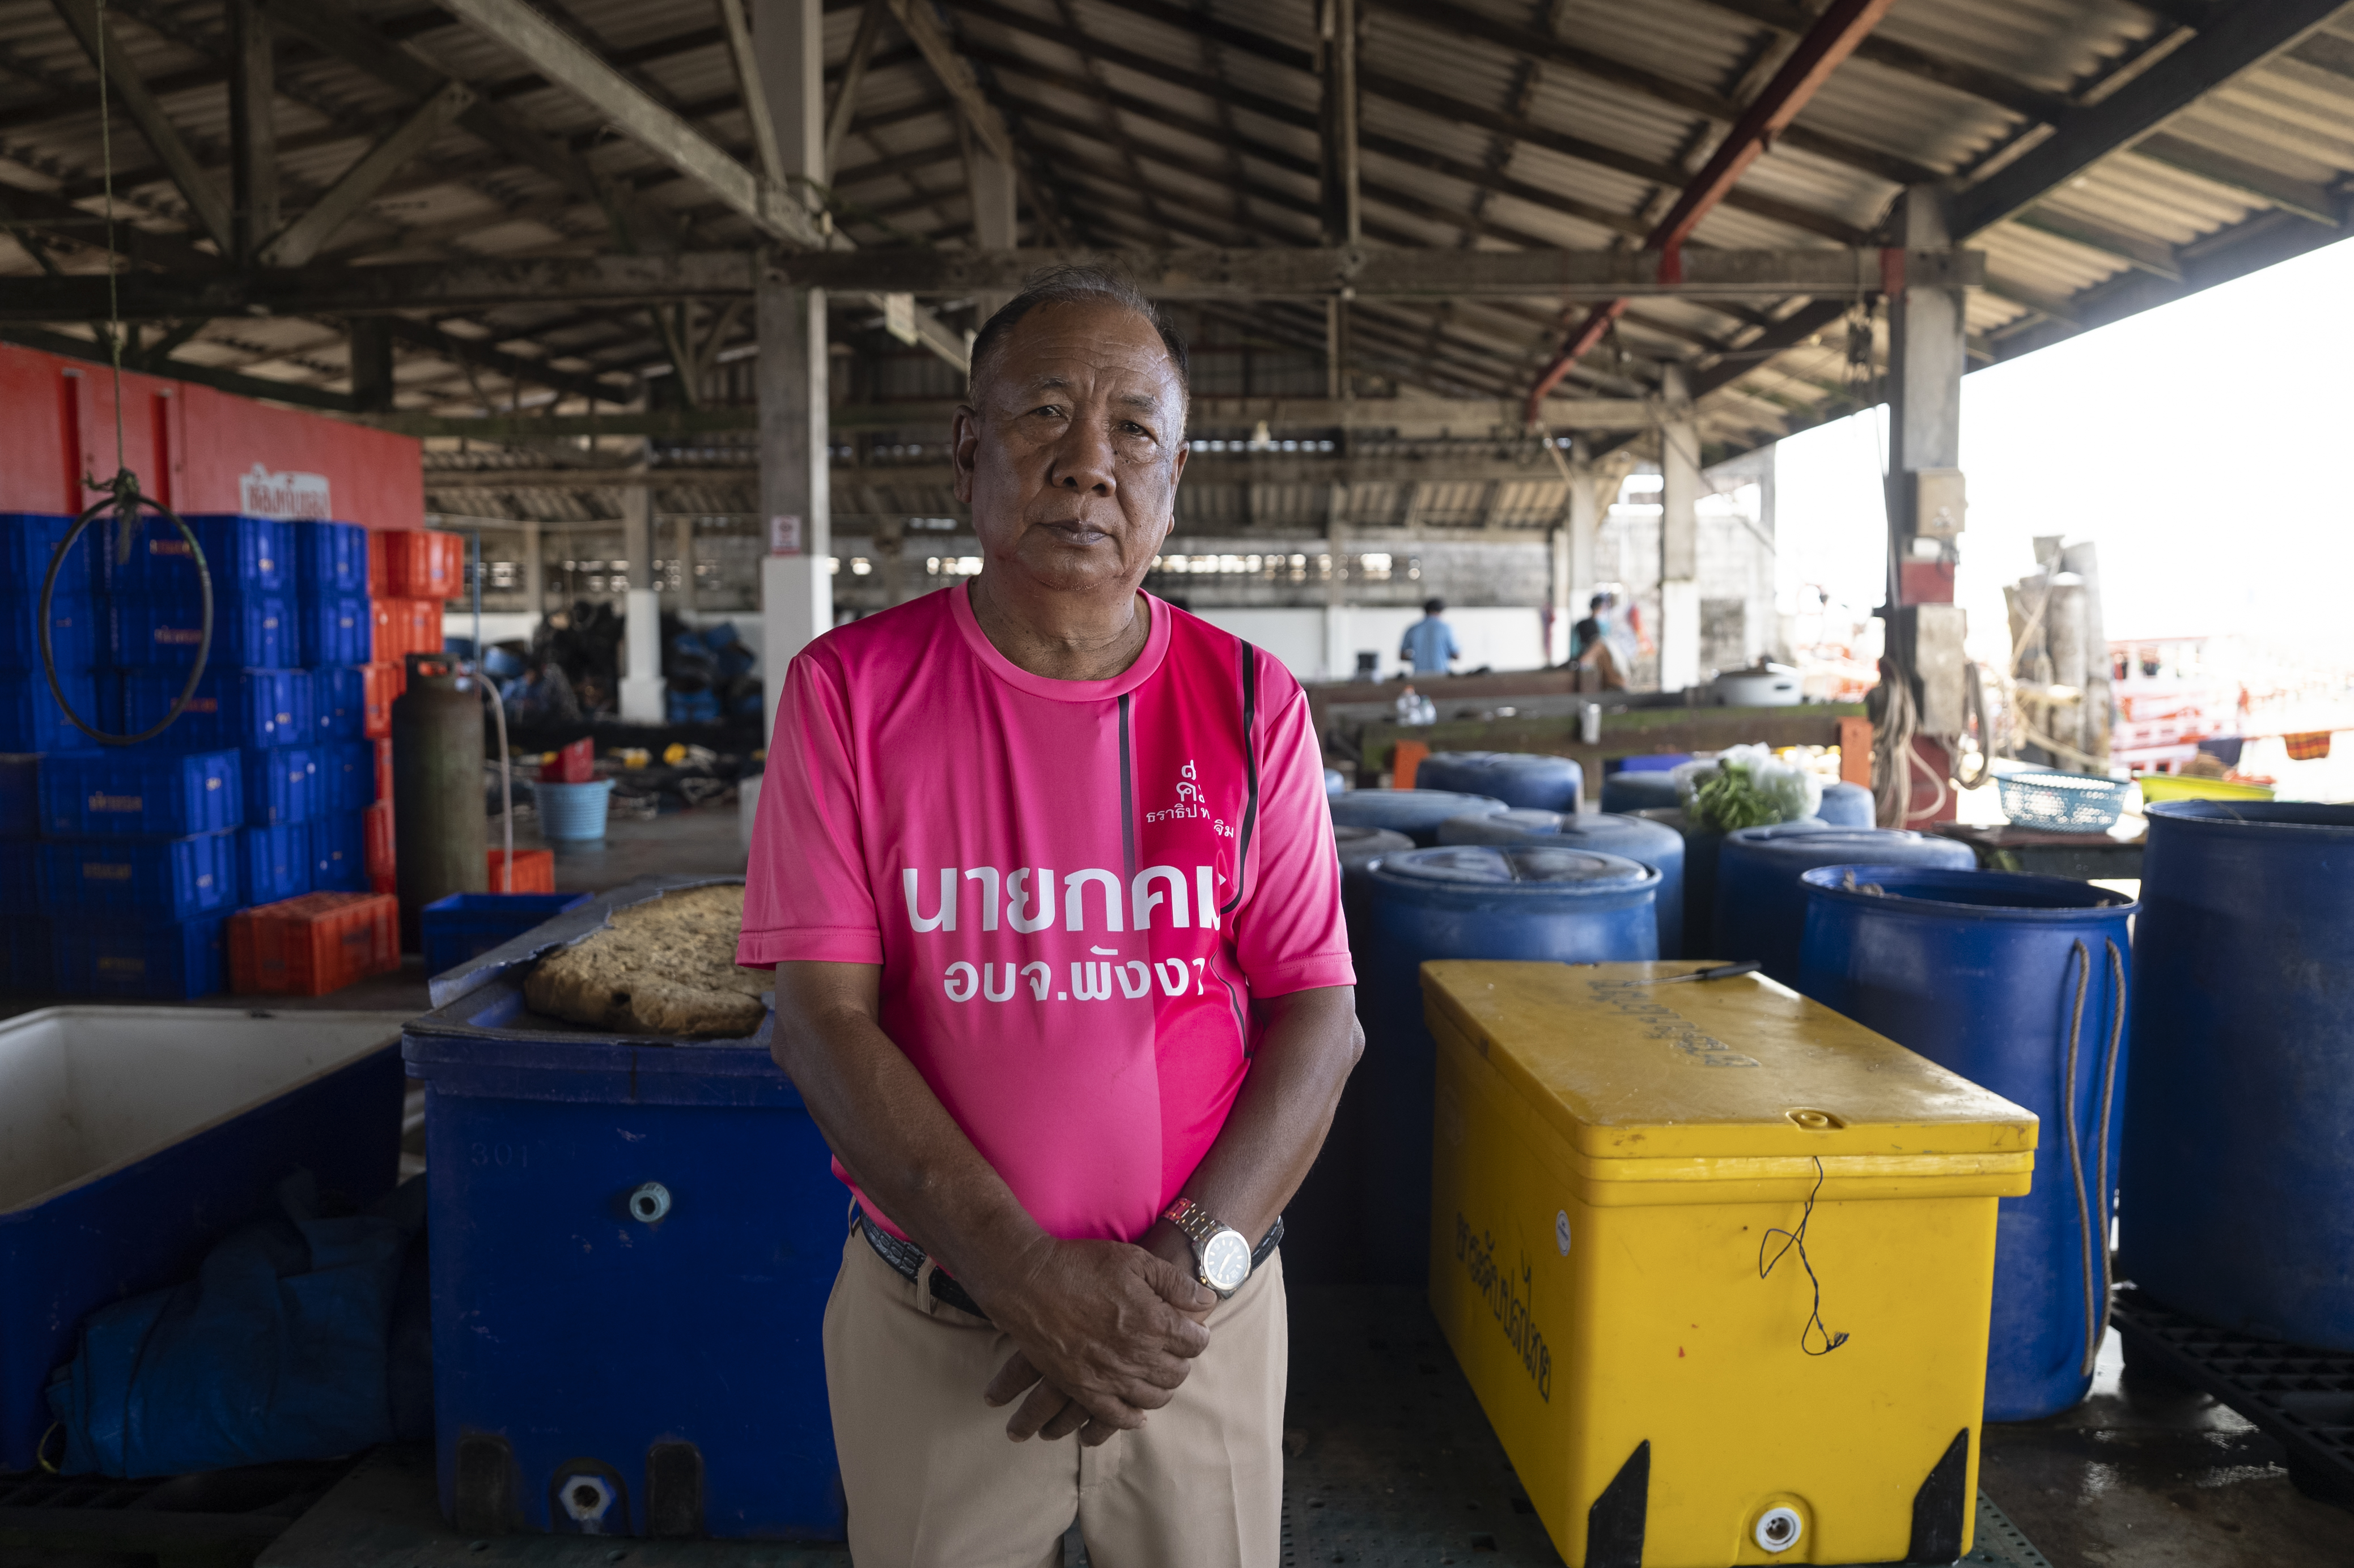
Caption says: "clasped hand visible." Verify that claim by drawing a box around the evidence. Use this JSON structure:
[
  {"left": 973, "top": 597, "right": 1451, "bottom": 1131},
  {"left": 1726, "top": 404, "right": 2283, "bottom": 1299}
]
[{"left": 978, "top": 1235, "right": 1214, "bottom": 1446}]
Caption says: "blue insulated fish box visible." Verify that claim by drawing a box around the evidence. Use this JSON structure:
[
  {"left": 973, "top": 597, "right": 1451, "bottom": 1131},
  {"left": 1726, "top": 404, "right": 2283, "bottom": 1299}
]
[
  {"left": 39, "top": 831, "right": 239, "bottom": 921},
  {"left": 313, "top": 665, "right": 366, "bottom": 740},
  {"left": 240, "top": 821, "right": 312, "bottom": 905},
  {"left": 311, "top": 810, "right": 367, "bottom": 892},
  {"left": 0, "top": 591, "right": 102, "bottom": 671},
  {"left": 298, "top": 520, "right": 371, "bottom": 594},
  {"left": 243, "top": 746, "right": 320, "bottom": 828},
  {"left": 298, "top": 592, "right": 371, "bottom": 668},
  {"left": 40, "top": 749, "right": 241, "bottom": 837},
  {"left": 122, "top": 668, "right": 313, "bottom": 751},
  {"left": 404, "top": 881, "right": 841, "bottom": 1540},
  {"left": 0, "top": 1005, "right": 408, "bottom": 1469},
  {"left": 101, "top": 513, "right": 292, "bottom": 594},
  {"left": 114, "top": 592, "right": 293, "bottom": 669}
]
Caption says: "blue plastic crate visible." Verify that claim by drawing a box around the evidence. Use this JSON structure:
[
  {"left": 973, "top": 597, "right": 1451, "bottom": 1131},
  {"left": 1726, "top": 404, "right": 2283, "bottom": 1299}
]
[
  {"left": 238, "top": 821, "right": 312, "bottom": 905},
  {"left": 121, "top": 667, "right": 312, "bottom": 751},
  {"left": 40, "top": 749, "right": 241, "bottom": 837},
  {"left": 0, "top": 755, "right": 35, "bottom": 838},
  {"left": 0, "top": 669, "right": 104, "bottom": 753},
  {"left": 241, "top": 746, "right": 320, "bottom": 828},
  {"left": 0, "top": 514, "right": 96, "bottom": 598},
  {"left": 0, "top": 1008, "right": 402, "bottom": 1471},
  {"left": 50, "top": 915, "right": 227, "bottom": 1000},
  {"left": 0, "top": 915, "right": 50, "bottom": 993},
  {"left": 0, "top": 839, "right": 32, "bottom": 907},
  {"left": 0, "top": 591, "right": 103, "bottom": 671},
  {"left": 296, "top": 520, "right": 370, "bottom": 594},
  {"left": 310, "top": 810, "right": 367, "bottom": 892},
  {"left": 298, "top": 592, "right": 371, "bottom": 668},
  {"left": 38, "top": 831, "right": 239, "bottom": 921},
  {"left": 113, "top": 591, "right": 293, "bottom": 669},
  {"left": 421, "top": 892, "right": 591, "bottom": 979},
  {"left": 100, "top": 513, "right": 292, "bottom": 595},
  {"left": 321, "top": 739, "right": 376, "bottom": 811},
  {"left": 312, "top": 665, "right": 366, "bottom": 741}
]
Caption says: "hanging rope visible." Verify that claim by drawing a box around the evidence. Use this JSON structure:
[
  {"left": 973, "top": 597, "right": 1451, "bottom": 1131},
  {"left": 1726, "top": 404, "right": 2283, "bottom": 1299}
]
[{"left": 2059, "top": 938, "right": 2128, "bottom": 1379}]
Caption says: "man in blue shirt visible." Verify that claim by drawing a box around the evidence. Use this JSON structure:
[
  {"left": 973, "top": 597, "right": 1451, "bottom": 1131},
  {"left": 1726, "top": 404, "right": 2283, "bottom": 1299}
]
[{"left": 1399, "top": 598, "right": 1460, "bottom": 678}]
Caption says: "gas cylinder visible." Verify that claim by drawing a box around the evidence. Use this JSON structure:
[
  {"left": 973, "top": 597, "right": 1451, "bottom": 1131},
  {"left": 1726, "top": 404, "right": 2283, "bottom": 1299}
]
[{"left": 392, "top": 654, "right": 486, "bottom": 948}]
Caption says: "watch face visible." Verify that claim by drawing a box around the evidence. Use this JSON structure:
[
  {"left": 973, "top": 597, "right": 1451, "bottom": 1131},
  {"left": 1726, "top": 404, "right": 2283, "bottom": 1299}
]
[{"left": 1201, "top": 1229, "right": 1251, "bottom": 1293}]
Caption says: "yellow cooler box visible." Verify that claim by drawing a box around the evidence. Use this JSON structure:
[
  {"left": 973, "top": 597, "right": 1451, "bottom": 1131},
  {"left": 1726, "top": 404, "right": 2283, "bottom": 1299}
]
[{"left": 1424, "top": 961, "right": 2035, "bottom": 1568}]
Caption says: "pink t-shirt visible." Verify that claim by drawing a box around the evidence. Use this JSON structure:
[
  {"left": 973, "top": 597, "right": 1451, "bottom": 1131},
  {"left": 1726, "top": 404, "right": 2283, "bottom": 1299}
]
[{"left": 740, "top": 583, "right": 1352, "bottom": 1245}]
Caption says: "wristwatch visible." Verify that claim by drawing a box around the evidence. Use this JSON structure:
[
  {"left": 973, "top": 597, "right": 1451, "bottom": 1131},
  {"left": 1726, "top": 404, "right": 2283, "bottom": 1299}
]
[{"left": 1163, "top": 1197, "right": 1253, "bottom": 1298}]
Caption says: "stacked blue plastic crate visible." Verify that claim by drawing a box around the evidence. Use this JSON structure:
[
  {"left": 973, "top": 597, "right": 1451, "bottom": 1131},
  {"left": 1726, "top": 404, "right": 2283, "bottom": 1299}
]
[
  {"left": 296, "top": 521, "right": 376, "bottom": 891},
  {"left": 0, "top": 516, "right": 102, "bottom": 993}
]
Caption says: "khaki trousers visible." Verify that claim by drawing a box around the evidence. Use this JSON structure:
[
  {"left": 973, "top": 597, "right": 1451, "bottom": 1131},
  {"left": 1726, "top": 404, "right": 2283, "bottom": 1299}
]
[{"left": 821, "top": 1228, "right": 1287, "bottom": 1568}]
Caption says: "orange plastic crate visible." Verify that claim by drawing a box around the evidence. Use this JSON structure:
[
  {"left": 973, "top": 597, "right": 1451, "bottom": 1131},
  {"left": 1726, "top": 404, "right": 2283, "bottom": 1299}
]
[
  {"left": 364, "top": 800, "right": 395, "bottom": 881},
  {"left": 372, "top": 600, "right": 442, "bottom": 664},
  {"left": 361, "top": 661, "right": 405, "bottom": 738},
  {"left": 374, "top": 737, "right": 394, "bottom": 804},
  {"left": 377, "top": 529, "right": 465, "bottom": 600},
  {"left": 487, "top": 848, "right": 554, "bottom": 893},
  {"left": 228, "top": 892, "right": 401, "bottom": 997}
]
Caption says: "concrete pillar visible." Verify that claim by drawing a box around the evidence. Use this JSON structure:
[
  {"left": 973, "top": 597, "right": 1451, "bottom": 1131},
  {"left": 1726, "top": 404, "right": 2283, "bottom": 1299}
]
[
  {"left": 1324, "top": 482, "right": 1350, "bottom": 682},
  {"left": 969, "top": 150, "right": 1017, "bottom": 321},
  {"left": 673, "top": 513, "right": 697, "bottom": 615},
  {"left": 521, "top": 520, "right": 544, "bottom": 620},
  {"left": 1886, "top": 184, "right": 1966, "bottom": 607},
  {"left": 1564, "top": 461, "right": 1598, "bottom": 661},
  {"left": 756, "top": 0, "right": 832, "bottom": 743},
  {"left": 1657, "top": 366, "right": 1700, "bottom": 696},
  {"left": 618, "top": 443, "right": 664, "bottom": 721}
]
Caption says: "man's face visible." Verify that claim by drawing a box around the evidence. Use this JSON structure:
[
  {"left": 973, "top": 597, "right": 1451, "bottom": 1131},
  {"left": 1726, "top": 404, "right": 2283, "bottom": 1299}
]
[{"left": 953, "top": 300, "right": 1189, "bottom": 598}]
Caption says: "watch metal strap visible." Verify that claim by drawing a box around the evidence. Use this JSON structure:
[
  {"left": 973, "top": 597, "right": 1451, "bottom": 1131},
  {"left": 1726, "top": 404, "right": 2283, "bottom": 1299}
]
[{"left": 1164, "top": 1196, "right": 1222, "bottom": 1251}]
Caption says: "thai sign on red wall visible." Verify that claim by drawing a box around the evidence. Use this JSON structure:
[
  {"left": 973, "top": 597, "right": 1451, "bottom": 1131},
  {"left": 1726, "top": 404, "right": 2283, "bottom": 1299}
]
[{"left": 0, "top": 344, "right": 423, "bottom": 528}]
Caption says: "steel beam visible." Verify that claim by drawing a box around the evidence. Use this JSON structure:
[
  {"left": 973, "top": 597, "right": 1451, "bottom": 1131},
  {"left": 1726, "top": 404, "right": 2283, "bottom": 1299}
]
[
  {"left": 259, "top": 82, "right": 476, "bottom": 267},
  {"left": 226, "top": 0, "right": 277, "bottom": 262},
  {"left": 1952, "top": 0, "right": 2351, "bottom": 236},
  {"left": 823, "top": 0, "right": 889, "bottom": 176},
  {"left": 422, "top": 452, "right": 1597, "bottom": 491},
  {"left": 49, "top": 0, "right": 236, "bottom": 255}
]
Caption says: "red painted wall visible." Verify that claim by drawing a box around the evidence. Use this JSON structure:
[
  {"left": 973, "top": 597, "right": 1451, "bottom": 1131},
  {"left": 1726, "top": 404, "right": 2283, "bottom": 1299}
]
[{"left": 0, "top": 344, "right": 423, "bottom": 529}]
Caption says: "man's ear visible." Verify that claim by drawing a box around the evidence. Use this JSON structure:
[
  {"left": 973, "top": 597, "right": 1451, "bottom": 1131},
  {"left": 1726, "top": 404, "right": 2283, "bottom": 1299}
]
[{"left": 950, "top": 403, "right": 983, "bottom": 506}]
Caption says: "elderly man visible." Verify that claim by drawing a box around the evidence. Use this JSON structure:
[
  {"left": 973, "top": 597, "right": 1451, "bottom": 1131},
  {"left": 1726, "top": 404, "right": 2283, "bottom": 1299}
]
[{"left": 740, "top": 266, "right": 1361, "bottom": 1567}]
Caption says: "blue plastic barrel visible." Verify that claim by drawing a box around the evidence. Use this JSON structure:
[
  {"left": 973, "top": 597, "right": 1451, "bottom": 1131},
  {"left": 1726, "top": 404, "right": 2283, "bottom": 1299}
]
[
  {"left": 1359, "top": 846, "right": 1659, "bottom": 1283},
  {"left": 1717, "top": 823, "right": 1974, "bottom": 984},
  {"left": 2123, "top": 802, "right": 2354, "bottom": 1350},
  {"left": 1799, "top": 866, "right": 2136, "bottom": 1419},
  {"left": 1334, "top": 825, "right": 1413, "bottom": 953},
  {"left": 1635, "top": 809, "right": 1828, "bottom": 960},
  {"left": 535, "top": 778, "right": 614, "bottom": 841},
  {"left": 1601, "top": 770, "right": 1683, "bottom": 815},
  {"left": 1817, "top": 780, "right": 1876, "bottom": 827},
  {"left": 1414, "top": 751, "right": 1584, "bottom": 811},
  {"left": 1328, "top": 788, "right": 1507, "bottom": 847},
  {"left": 1324, "top": 767, "right": 1347, "bottom": 797},
  {"left": 1438, "top": 808, "right": 1687, "bottom": 959}
]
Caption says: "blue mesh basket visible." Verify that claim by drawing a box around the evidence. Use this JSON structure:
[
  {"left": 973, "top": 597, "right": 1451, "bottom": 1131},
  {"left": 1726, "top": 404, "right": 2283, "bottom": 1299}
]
[
  {"left": 534, "top": 778, "right": 613, "bottom": 841},
  {"left": 1997, "top": 769, "right": 2129, "bottom": 832}
]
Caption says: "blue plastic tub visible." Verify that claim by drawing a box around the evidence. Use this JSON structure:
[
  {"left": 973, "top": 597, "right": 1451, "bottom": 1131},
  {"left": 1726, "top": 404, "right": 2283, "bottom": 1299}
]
[
  {"left": 39, "top": 831, "right": 240, "bottom": 921},
  {"left": 311, "top": 810, "right": 368, "bottom": 893},
  {"left": 50, "top": 915, "right": 228, "bottom": 1000},
  {"left": 298, "top": 592, "right": 372, "bottom": 668},
  {"left": 0, "top": 916, "right": 50, "bottom": 993},
  {"left": 0, "top": 590, "right": 102, "bottom": 671},
  {"left": 1359, "top": 845, "right": 1660, "bottom": 1284},
  {"left": 1437, "top": 807, "right": 1688, "bottom": 960},
  {"left": 0, "top": 513, "right": 94, "bottom": 596},
  {"left": 1716, "top": 823, "right": 1977, "bottom": 984},
  {"left": 535, "top": 777, "right": 614, "bottom": 841},
  {"left": 0, "top": 1004, "right": 406, "bottom": 1469},
  {"left": 297, "top": 520, "right": 371, "bottom": 594},
  {"left": 312, "top": 665, "right": 366, "bottom": 741},
  {"left": 0, "top": 668, "right": 104, "bottom": 753},
  {"left": 114, "top": 591, "right": 294, "bottom": 669},
  {"left": 1816, "top": 780, "right": 1876, "bottom": 827},
  {"left": 122, "top": 666, "right": 312, "bottom": 751},
  {"left": 0, "top": 756, "right": 33, "bottom": 838},
  {"left": 321, "top": 740, "right": 378, "bottom": 813},
  {"left": 239, "top": 821, "right": 312, "bottom": 906},
  {"left": 1327, "top": 788, "right": 1507, "bottom": 847},
  {"left": 1414, "top": 751, "right": 1584, "bottom": 811},
  {"left": 40, "top": 749, "right": 242, "bottom": 837},
  {"left": 1799, "top": 866, "right": 2136, "bottom": 1419},
  {"left": 242, "top": 746, "right": 320, "bottom": 827},
  {"left": 2124, "top": 802, "right": 2354, "bottom": 1351},
  {"left": 421, "top": 893, "right": 592, "bottom": 980},
  {"left": 100, "top": 513, "right": 292, "bottom": 595},
  {"left": 1600, "top": 768, "right": 1682, "bottom": 814},
  {"left": 403, "top": 882, "right": 841, "bottom": 1539}
]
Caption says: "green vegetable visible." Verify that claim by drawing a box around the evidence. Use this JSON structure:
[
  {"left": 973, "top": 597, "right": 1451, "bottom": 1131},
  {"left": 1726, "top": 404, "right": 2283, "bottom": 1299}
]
[{"left": 1689, "top": 757, "right": 1786, "bottom": 831}]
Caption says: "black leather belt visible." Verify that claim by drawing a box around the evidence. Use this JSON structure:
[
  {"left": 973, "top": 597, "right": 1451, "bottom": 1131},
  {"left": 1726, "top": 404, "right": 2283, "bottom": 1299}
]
[{"left": 855, "top": 1208, "right": 1283, "bottom": 1323}]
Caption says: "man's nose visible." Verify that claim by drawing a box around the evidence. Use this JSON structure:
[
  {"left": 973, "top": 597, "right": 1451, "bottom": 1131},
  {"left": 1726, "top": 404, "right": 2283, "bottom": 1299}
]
[{"left": 1047, "top": 420, "right": 1118, "bottom": 495}]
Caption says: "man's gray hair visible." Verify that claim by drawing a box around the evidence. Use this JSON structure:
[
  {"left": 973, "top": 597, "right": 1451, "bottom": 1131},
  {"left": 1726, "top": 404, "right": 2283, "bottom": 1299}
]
[{"left": 966, "top": 264, "right": 1190, "bottom": 404}]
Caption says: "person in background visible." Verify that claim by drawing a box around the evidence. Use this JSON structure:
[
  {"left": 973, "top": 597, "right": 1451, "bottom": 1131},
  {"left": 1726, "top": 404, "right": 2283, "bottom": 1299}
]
[
  {"left": 1399, "top": 597, "right": 1460, "bottom": 678},
  {"left": 1570, "top": 592, "right": 1630, "bottom": 690}
]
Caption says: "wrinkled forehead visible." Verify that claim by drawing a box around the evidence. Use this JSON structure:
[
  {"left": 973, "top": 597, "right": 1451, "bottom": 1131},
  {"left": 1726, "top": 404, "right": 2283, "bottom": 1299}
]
[{"left": 978, "top": 301, "right": 1187, "bottom": 419}]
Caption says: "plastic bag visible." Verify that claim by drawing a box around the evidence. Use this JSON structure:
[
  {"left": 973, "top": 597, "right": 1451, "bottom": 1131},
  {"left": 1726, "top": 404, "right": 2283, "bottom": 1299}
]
[
  {"left": 1673, "top": 744, "right": 1823, "bottom": 831},
  {"left": 44, "top": 1171, "right": 430, "bottom": 1478}
]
